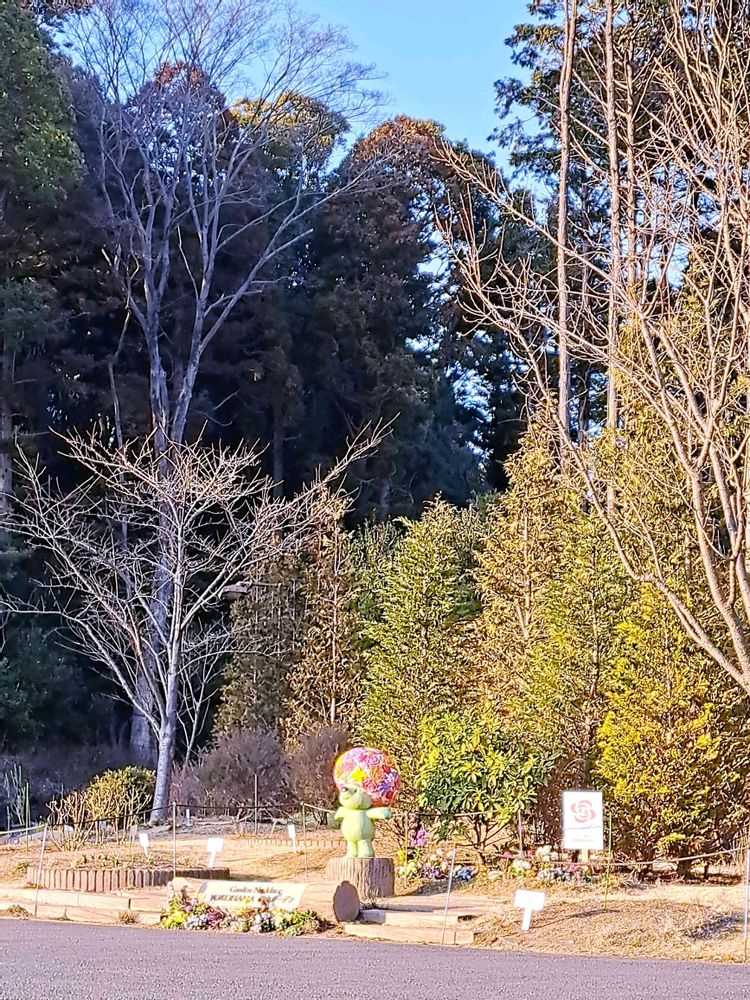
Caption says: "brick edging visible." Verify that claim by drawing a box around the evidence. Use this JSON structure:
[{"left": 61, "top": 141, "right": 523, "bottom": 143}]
[{"left": 26, "top": 867, "right": 229, "bottom": 892}]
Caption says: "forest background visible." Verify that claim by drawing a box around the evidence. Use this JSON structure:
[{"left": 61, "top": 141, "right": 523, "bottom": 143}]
[{"left": 2, "top": 0, "right": 749, "bottom": 859}]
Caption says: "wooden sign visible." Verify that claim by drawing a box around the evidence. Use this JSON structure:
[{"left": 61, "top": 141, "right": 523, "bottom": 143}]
[{"left": 170, "top": 876, "right": 360, "bottom": 924}]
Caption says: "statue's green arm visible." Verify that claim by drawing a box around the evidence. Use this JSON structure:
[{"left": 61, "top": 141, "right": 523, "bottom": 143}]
[
  {"left": 333, "top": 807, "right": 346, "bottom": 825},
  {"left": 365, "top": 807, "right": 391, "bottom": 820}
]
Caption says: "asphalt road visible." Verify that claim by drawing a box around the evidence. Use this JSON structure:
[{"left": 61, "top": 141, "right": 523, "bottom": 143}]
[{"left": 0, "top": 921, "right": 748, "bottom": 1000}]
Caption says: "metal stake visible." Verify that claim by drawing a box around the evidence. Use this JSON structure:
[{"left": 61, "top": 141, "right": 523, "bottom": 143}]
[
  {"left": 743, "top": 834, "right": 750, "bottom": 962},
  {"left": 302, "top": 803, "right": 308, "bottom": 878},
  {"left": 254, "top": 774, "right": 259, "bottom": 835},
  {"left": 33, "top": 824, "right": 49, "bottom": 919},
  {"left": 603, "top": 811, "right": 613, "bottom": 912},
  {"left": 172, "top": 801, "right": 177, "bottom": 878},
  {"left": 440, "top": 848, "right": 457, "bottom": 946}
]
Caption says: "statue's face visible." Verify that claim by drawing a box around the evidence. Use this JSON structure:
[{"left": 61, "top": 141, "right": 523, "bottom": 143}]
[{"left": 339, "top": 785, "right": 372, "bottom": 809}]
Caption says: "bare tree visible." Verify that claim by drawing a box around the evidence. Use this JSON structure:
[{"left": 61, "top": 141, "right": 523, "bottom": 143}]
[
  {"left": 62, "top": 0, "right": 377, "bottom": 757},
  {"left": 556, "top": 0, "right": 577, "bottom": 441},
  {"left": 10, "top": 431, "right": 377, "bottom": 818},
  {"left": 437, "top": 0, "right": 750, "bottom": 695}
]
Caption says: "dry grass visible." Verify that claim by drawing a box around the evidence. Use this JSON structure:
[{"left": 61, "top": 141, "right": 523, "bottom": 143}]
[
  {"left": 0, "top": 844, "right": 207, "bottom": 883},
  {"left": 0, "top": 829, "right": 338, "bottom": 886},
  {"left": 474, "top": 897, "right": 748, "bottom": 963}
]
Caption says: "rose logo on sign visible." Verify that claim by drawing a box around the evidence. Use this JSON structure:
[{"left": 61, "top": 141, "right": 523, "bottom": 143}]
[
  {"left": 570, "top": 799, "right": 596, "bottom": 824},
  {"left": 562, "top": 790, "right": 604, "bottom": 851}
]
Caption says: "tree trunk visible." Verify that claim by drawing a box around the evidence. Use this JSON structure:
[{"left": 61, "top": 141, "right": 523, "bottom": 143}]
[
  {"left": 376, "top": 476, "right": 390, "bottom": 521},
  {"left": 556, "top": 0, "right": 577, "bottom": 442},
  {"left": 128, "top": 322, "right": 172, "bottom": 763},
  {"left": 604, "top": 0, "right": 622, "bottom": 437},
  {"left": 272, "top": 399, "right": 284, "bottom": 497},
  {"left": 0, "top": 337, "right": 14, "bottom": 520},
  {"left": 151, "top": 719, "right": 176, "bottom": 822},
  {"left": 129, "top": 697, "right": 156, "bottom": 764}
]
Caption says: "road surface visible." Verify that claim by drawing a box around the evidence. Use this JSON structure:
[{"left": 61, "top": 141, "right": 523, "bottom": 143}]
[{"left": 0, "top": 921, "right": 748, "bottom": 999}]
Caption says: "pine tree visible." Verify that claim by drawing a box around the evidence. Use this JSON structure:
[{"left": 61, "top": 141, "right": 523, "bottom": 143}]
[
  {"left": 357, "top": 500, "right": 483, "bottom": 802},
  {"left": 471, "top": 421, "right": 576, "bottom": 708}
]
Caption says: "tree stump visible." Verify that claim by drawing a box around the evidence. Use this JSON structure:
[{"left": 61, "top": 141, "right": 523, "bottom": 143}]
[{"left": 324, "top": 857, "right": 394, "bottom": 902}]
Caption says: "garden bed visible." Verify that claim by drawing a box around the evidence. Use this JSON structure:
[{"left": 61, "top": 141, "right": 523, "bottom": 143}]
[
  {"left": 161, "top": 885, "right": 322, "bottom": 935},
  {"left": 26, "top": 866, "right": 229, "bottom": 892}
]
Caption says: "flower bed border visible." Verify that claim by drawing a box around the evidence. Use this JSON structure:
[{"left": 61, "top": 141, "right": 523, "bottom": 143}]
[{"left": 26, "top": 866, "right": 229, "bottom": 893}]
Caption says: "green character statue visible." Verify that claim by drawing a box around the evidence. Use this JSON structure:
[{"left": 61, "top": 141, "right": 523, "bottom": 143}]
[{"left": 333, "top": 785, "right": 392, "bottom": 858}]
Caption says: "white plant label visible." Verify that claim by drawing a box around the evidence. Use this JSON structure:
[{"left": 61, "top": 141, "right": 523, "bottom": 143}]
[
  {"left": 514, "top": 888, "right": 546, "bottom": 931},
  {"left": 286, "top": 823, "right": 297, "bottom": 851},
  {"left": 206, "top": 836, "right": 224, "bottom": 868},
  {"left": 138, "top": 831, "right": 150, "bottom": 858},
  {"left": 562, "top": 790, "right": 604, "bottom": 851}
]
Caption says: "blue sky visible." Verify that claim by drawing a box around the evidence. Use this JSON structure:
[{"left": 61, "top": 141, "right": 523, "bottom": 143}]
[{"left": 303, "top": 1, "right": 527, "bottom": 156}]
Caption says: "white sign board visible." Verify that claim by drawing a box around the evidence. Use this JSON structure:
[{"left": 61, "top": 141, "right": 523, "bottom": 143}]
[
  {"left": 286, "top": 823, "right": 297, "bottom": 852},
  {"left": 192, "top": 880, "right": 300, "bottom": 913},
  {"left": 562, "top": 790, "right": 604, "bottom": 851},
  {"left": 206, "top": 836, "right": 224, "bottom": 868},
  {"left": 514, "top": 888, "right": 545, "bottom": 931},
  {"left": 138, "top": 831, "right": 150, "bottom": 858}
]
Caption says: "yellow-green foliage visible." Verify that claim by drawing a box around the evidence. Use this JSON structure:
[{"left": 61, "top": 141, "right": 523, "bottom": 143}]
[
  {"left": 418, "top": 706, "right": 551, "bottom": 857},
  {"left": 508, "top": 512, "right": 631, "bottom": 783},
  {"left": 49, "top": 767, "right": 155, "bottom": 838},
  {"left": 84, "top": 767, "right": 155, "bottom": 823},
  {"left": 357, "top": 500, "right": 483, "bottom": 803},
  {"left": 467, "top": 420, "right": 750, "bottom": 851},
  {"left": 597, "top": 586, "right": 750, "bottom": 859},
  {"left": 472, "top": 423, "right": 629, "bottom": 785},
  {"left": 471, "top": 422, "right": 578, "bottom": 709}
]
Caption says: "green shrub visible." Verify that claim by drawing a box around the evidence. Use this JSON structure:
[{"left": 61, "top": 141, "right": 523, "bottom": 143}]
[
  {"left": 48, "top": 767, "right": 155, "bottom": 842},
  {"left": 85, "top": 767, "right": 155, "bottom": 824},
  {"left": 418, "top": 707, "right": 551, "bottom": 860},
  {"left": 597, "top": 587, "right": 750, "bottom": 861}
]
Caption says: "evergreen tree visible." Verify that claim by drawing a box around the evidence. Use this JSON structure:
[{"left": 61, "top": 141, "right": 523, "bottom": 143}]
[
  {"left": 597, "top": 586, "right": 750, "bottom": 863},
  {"left": 471, "top": 421, "right": 575, "bottom": 707},
  {"left": 0, "top": 0, "right": 79, "bottom": 205},
  {"left": 510, "top": 511, "right": 630, "bottom": 785},
  {"left": 0, "top": 0, "right": 80, "bottom": 514},
  {"left": 357, "top": 500, "right": 483, "bottom": 802}
]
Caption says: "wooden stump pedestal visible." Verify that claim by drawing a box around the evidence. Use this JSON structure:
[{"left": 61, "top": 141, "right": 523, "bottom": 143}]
[{"left": 324, "top": 857, "right": 394, "bottom": 902}]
